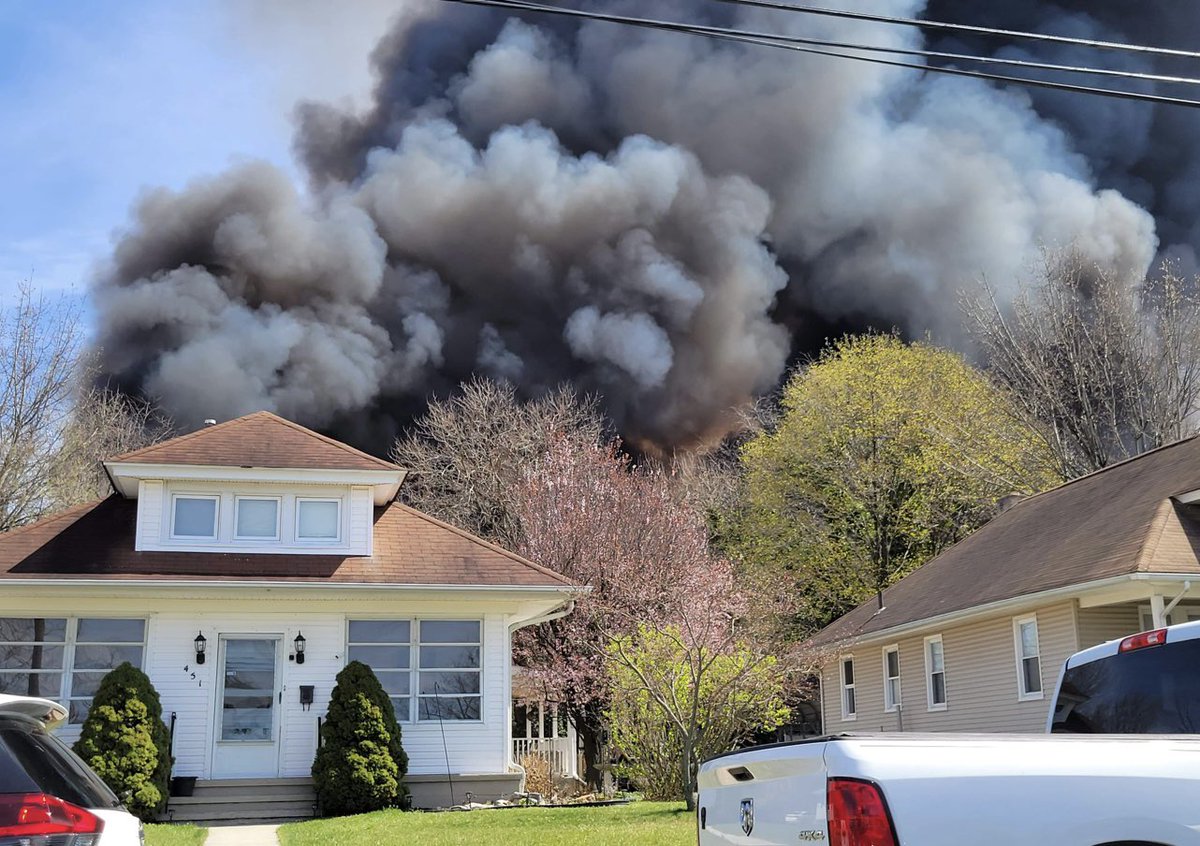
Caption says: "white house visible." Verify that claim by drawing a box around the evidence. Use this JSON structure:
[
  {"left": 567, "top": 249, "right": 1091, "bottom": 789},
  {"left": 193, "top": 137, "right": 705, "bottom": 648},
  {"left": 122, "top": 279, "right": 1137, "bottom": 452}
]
[{"left": 0, "top": 411, "right": 577, "bottom": 818}]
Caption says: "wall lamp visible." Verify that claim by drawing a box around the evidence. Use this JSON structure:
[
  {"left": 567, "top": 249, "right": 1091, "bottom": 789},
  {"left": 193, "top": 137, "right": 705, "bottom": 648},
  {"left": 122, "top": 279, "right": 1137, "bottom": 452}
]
[
  {"left": 194, "top": 632, "right": 207, "bottom": 665},
  {"left": 294, "top": 632, "right": 306, "bottom": 665}
]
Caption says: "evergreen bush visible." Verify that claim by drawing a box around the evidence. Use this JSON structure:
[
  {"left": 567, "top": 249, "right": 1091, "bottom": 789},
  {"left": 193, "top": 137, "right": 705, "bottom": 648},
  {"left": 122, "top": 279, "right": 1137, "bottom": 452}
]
[
  {"left": 73, "top": 662, "right": 172, "bottom": 822},
  {"left": 312, "top": 661, "right": 409, "bottom": 815}
]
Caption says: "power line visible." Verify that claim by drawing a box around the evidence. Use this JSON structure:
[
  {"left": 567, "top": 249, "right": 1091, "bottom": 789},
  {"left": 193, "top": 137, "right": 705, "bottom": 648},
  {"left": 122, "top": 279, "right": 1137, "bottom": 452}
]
[
  {"left": 705, "top": 0, "right": 1200, "bottom": 62},
  {"left": 438, "top": 0, "right": 1200, "bottom": 109}
]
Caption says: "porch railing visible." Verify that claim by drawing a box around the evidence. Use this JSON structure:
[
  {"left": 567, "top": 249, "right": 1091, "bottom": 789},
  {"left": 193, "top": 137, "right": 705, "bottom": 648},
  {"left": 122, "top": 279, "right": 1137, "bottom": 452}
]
[{"left": 513, "top": 737, "right": 578, "bottom": 780}]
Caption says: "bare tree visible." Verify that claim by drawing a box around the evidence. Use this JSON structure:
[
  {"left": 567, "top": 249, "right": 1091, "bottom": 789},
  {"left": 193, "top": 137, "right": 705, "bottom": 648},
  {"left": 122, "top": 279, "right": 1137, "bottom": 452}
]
[
  {"left": 963, "top": 254, "right": 1200, "bottom": 477},
  {"left": 390, "top": 377, "right": 605, "bottom": 547}
]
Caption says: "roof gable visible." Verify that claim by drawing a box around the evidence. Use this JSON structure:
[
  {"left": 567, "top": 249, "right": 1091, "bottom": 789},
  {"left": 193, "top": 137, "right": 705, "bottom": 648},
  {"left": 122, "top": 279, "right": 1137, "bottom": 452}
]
[
  {"left": 811, "top": 435, "right": 1200, "bottom": 647},
  {"left": 108, "top": 411, "right": 399, "bottom": 472}
]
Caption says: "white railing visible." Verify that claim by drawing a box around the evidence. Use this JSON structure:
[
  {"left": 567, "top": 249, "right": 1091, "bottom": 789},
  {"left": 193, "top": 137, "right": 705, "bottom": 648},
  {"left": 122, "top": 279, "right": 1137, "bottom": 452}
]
[{"left": 514, "top": 737, "right": 577, "bottom": 780}]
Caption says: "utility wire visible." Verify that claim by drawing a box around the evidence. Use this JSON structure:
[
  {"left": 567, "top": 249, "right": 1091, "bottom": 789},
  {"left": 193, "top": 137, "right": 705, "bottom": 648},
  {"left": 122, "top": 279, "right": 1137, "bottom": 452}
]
[
  {"left": 705, "top": 0, "right": 1200, "bottom": 62},
  {"left": 438, "top": 0, "right": 1200, "bottom": 109}
]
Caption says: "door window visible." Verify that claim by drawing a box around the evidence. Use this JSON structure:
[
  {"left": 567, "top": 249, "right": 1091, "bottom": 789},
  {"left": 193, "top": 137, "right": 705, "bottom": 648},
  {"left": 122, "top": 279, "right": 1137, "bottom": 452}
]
[{"left": 220, "top": 639, "right": 277, "bottom": 742}]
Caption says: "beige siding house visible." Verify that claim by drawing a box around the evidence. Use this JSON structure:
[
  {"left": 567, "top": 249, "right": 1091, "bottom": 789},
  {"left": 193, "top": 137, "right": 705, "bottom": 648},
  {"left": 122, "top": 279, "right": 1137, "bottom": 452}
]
[{"left": 810, "top": 436, "right": 1200, "bottom": 734}]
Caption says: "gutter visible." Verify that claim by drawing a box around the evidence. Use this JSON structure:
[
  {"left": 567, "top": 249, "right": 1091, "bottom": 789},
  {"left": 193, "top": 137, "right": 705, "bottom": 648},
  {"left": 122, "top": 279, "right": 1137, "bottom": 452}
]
[
  {"left": 0, "top": 578, "right": 578, "bottom": 594},
  {"left": 814, "top": 571, "right": 1200, "bottom": 650}
]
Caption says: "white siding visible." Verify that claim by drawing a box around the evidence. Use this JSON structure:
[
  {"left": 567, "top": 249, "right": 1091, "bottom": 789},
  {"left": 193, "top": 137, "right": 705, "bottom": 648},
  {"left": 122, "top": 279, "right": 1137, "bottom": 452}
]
[
  {"left": 350, "top": 486, "right": 373, "bottom": 553},
  {"left": 821, "top": 601, "right": 1079, "bottom": 733},
  {"left": 136, "top": 480, "right": 164, "bottom": 548}
]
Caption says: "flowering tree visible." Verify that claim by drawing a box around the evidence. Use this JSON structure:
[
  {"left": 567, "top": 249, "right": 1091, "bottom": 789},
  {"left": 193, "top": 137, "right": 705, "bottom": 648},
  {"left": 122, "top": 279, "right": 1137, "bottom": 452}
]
[{"left": 513, "top": 434, "right": 775, "bottom": 794}]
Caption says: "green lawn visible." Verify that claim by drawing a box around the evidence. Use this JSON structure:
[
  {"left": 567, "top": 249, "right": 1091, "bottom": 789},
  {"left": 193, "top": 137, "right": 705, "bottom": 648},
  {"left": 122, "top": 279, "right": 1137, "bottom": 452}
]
[
  {"left": 144, "top": 823, "right": 207, "bottom": 846},
  {"left": 278, "top": 801, "right": 693, "bottom": 846}
]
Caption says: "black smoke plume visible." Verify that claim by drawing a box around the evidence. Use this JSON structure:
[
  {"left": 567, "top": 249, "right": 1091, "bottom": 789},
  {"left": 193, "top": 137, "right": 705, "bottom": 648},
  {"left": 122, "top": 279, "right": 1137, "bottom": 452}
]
[{"left": 94, "top": 0, "right": 1170, "bottom": 450}]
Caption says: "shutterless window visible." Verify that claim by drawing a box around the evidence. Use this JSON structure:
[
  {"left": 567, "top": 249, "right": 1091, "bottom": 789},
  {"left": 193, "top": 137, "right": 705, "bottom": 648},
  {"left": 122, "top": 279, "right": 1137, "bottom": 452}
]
[
  {"left": 840, "top": 657, "right": 856, "bottom": 720},
  {"left": 418, "top": 621, "right": 481, "bottom": 721},
  {"left": 172, "top": 495, "right": 218, "bottom": 539},
  {"left": 347, "top": 621, "right": 412, "bottom": 721},
  {"left": 0, "top": 618, "right": 66, "bottom": 700},
  {"left": 925, "top": 635, "right": 947, "bottom": 709},
  {"left": 883, "top": 646, "right": 901, "bottom": 712},
  {"left": 296, "top": 499, "right": 340, "bottom": 541},
  {"left": 235, "top": 497, "right": 280, "bottom": 540},
  {"left": 69, "top": 619, "right": 146, "bottom": 724},
  {"left": 1015, "top": 616, "right": 1043, "bottom": 699}
]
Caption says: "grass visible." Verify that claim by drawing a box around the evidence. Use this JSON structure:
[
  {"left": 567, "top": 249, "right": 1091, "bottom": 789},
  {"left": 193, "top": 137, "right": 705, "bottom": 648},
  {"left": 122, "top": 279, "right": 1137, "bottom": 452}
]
[
  {"left": 278, "top": 801, "right": 693, "bottom": 846},
  {"left": 144, "top": 823, "right": 207, "bottom": 846}
]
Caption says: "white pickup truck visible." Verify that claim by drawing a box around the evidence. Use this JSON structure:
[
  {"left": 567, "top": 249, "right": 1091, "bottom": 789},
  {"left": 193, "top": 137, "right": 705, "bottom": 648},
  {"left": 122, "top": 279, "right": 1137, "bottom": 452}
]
[{"left": 697, "top": 621, "right": 1200, "bottom": 846}]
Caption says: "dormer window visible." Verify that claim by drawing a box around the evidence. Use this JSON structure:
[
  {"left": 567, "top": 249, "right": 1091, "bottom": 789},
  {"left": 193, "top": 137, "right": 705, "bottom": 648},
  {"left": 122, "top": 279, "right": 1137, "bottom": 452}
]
[
  {"left": 172, "top": 495, "right": 219, "bottom": 539},
  {"left": 297, "top": 498, "right": 340, "bottom": 542},
  {"left": 235, "top": 497, "right": 281, "bottom": 540}
]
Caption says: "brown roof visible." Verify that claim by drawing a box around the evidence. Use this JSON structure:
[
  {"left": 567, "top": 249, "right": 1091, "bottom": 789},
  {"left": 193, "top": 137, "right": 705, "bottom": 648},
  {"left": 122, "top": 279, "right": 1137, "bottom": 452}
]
[
  {"left": 810, "top": 436, "right": 1200, "bottom": 648},
  {"left": 108, "top": 411, "right": 399, "bottom": 472},
  {"left": 0, "top": 497, "right": 573, "bottom": 589}
]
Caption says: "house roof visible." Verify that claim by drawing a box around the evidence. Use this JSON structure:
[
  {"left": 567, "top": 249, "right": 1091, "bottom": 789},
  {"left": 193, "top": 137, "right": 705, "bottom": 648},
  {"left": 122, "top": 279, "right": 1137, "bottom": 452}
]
[
  {"left": 809, "top": 435, "right": 1200, "bottom": 648},
  {"left": 0, "top": 497, "right": 575, "bottom": 589},
  {"left": 107, "top": 411, "right": 400, "bottom": 472}
]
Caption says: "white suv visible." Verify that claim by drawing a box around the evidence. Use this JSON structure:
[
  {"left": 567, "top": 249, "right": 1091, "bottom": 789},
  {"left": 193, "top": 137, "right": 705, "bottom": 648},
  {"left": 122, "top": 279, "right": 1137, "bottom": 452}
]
[{"left": 0, "top": 694, "right": 143, "bottom": 845}]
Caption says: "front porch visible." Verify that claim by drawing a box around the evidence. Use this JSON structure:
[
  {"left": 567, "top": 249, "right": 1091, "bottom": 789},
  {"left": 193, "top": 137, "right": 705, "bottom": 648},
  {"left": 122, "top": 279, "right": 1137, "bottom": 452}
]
[
  {"left": 512, "top": 700, "right": 583, "bottom": 784},
  {"left": 1076, "top": 575, "right": 1200, "bottom": 649}
]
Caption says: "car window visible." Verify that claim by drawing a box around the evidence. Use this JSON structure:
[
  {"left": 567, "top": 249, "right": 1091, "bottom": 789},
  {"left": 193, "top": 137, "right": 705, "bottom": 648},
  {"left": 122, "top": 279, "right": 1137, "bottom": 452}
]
[
  {"left": 0, "top": 717, "right": 121, "bottom": 808},
  {"left": 1051, "top": 638, "right": 1200, "bottom": 733}
]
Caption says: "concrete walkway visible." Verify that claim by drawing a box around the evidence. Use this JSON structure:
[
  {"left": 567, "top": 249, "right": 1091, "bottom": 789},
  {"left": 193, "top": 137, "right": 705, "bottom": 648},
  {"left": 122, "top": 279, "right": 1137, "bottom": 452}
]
[{"left": 203, "top": 824, "right": 280, "bottom": 846}]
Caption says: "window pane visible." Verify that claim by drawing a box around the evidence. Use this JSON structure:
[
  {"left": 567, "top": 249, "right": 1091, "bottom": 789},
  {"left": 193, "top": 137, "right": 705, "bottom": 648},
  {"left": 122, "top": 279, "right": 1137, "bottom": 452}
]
[
  {"left": 1020, "top": 622, "right": 1039, "bottom": 657},
  {"left": 76, "top": 619, "right": 145, "bottom": 643},
  {"left": 348, "top": 645, "right": 410, "bottom": 669},
  {"left": 297, "top": 500, "right": 339, "bottom": 539},
  {"left": 1023, "top": 657, "right": 1042, "bottom": 693},
  {"left": 420, "top": 621, "right": 480, "bottom": 643},
  {"left": 842, "top": 660, "right": 854, "bottom": 686},
  {"left": 221, "top": 639, "right": 276, "bottom": 742},
  {"left": 236, "top": 499, "right": 278, "bottom": 538},
  {"left": 68, "top": 700, "right": 93, "bottom": 725},
  {"left": 0, "top": 618, "right": 66, "bottom": 643},
  {"left": 420, "top": 646, "right": 480, "bottom": 669},
  {"left": 0, "top": 672, "right": 63, "bottom": 697},
  {"left": 70, "top": 672, "right": 109, "bottom": 698},
  {"left": 0, "top": 646, "right": 64, "bottom": 670},
  {"left": 174, "top": 497, "right": 217, "bottom": 537},
  {"left": 72, "top": 645, "right": 143, "bottom": 670},
  {"left": 391, "top": 696, "right": 411, "bottom": 722},
  {"left": 845, "top": 688, "right": 856, "bottom": 715},
  {"left": 886, "top": 650, "right": 899, "bottom": 677},
  {"left": 928, "top": 641, "right": 944, "bottom": 673},
  {"left": 419, "top": 696, "right": 481, "bottom": 721},
  {"left": 375, "top": 671, "right": 411, "bottom": 697},
  {"left": 349, "top": 620, "right": 410, "bottom": 643},
  {"left": 932, "top": 673, "right": 946, "bottom": 704},
  {"left": 419, "top": 671, "right": 480, "bottom": 695}
]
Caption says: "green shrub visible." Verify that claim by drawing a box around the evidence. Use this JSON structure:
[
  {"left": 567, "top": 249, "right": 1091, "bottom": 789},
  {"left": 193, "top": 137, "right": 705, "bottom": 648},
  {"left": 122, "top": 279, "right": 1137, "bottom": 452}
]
[
  {"left": 73, "top": 662, "right": 172, "bottom": 821},
  {"left": 312, "top": 661, "right": 409, "bottom": 815}
]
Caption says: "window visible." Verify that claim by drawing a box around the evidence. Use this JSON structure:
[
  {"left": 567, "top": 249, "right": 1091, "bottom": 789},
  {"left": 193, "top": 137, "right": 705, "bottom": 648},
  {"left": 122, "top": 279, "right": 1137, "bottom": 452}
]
[
  {"left": 0, "top": 618, "right": 145, "bottom": 724},
  {"left": 235, "top": 497, "right": 280, "bottom": 540},
  {"left": 839, "top": 656, "right": 856, "bottom": 720},
  {"left": 924, "top": 635, "right": 947, "bottom": 710},
  {"left": 172, "top": 495, "right": 218, "bottom": 539},
  {"left": 297, "top": 499, "right": 340, "bottom": 541},
  {"left": 1014, "top": 616, "right": 1042, "bottom": 700},
  {"left": 882, "top": 645, "right": 901, "bottom": 712},
  {"left": 347, "top": 619, "right": 482, "bottom": 722},
  {"left": 348, "top": 621, "right": 412, "bottom": 721}
]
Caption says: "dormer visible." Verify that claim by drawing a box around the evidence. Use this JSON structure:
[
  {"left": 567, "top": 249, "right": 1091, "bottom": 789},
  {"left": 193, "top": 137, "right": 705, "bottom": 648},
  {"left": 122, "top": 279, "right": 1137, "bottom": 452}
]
[{"left": 104, "top": 412, "right": 406, "bottom": 556}]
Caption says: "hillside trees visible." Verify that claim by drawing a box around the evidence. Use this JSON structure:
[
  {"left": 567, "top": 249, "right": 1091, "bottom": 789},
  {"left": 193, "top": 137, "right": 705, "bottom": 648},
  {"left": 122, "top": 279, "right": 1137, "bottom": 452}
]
[
  {"left": 726, "top": 334, "right": 1060, "bottom": 633},
  {"left": 963, "top": 255, "right": 1200, "bottom": 477}
]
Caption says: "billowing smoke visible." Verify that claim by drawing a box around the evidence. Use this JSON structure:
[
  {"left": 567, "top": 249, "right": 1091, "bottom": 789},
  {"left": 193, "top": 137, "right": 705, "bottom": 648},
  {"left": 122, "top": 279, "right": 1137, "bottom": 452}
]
[{"left": 93, "top": 0, "right": 1169, "bottom": 449}]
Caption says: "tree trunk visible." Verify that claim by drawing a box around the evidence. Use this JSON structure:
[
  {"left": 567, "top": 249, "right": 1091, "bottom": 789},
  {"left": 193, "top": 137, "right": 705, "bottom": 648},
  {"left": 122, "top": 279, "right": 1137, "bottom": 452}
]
[
  {"left": 573, "top": 703, "right": 606, "bottom": 791},
  {"left": 681, "top": 733, "right": 696, "bottom": 812}
]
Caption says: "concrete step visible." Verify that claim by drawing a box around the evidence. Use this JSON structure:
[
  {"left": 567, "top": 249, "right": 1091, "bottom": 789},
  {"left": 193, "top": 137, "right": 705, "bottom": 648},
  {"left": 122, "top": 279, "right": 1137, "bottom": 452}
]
[
  {"left": 166, "top": 799, "right": 316, "bottom": 823},
  {"left": 175, "top": 782, "right": 315, "bottom": 801},
  {"left": 162, "top": 778, "right": 317, "bottom": 824}
]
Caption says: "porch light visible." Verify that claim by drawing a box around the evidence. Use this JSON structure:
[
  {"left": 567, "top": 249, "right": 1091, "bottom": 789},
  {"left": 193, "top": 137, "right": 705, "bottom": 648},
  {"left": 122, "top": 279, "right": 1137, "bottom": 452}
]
[
  {"left": 294, "top": 632, "right": 306, "bottom": 665},
  {"left": 194, "top": 632, "right": 207, "bottom": 665}
]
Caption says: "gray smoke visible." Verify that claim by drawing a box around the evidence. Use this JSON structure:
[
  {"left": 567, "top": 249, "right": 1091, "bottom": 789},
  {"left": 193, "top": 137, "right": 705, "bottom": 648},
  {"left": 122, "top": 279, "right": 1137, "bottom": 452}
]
[{"left": 94, "top": 0, "right": 1169, "bottom": 449}]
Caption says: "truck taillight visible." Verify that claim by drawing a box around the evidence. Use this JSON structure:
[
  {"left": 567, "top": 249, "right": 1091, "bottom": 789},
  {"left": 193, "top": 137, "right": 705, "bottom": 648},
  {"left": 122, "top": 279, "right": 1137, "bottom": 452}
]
[
  {"left": 827, "top": 778, "right": 898, "bottom": 846},
  {"left": 1119, "top": 628, "right": 1167, "bottom": 652},
  {"left": 0, "top": 792, "right": 104, "bottom": 845}
]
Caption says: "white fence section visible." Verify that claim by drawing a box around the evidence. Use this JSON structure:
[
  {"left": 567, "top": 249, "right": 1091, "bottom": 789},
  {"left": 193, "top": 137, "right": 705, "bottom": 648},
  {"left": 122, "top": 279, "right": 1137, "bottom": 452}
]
[{"left": 513, "top": 737, "right": 579, "bottom": 781}]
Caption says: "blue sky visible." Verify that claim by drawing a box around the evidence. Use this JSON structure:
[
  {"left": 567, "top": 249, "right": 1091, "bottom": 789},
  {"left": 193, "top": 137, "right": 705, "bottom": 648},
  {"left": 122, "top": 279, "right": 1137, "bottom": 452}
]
[{"left": 0, "top": 1, "right": 391, "bottom": 314}]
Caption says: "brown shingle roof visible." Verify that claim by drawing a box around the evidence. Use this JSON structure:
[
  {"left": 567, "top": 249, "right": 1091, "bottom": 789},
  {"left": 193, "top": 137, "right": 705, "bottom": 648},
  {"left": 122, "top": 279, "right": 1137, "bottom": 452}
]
[
  {"left": 0, "top": 497, "right": 573, "bottom": 589},
  {"left": 810, "top": 435, "right": 1200, "bottom": 648},
  {"left": 108, "top": 411, "right": 399, "bottom": 472}
]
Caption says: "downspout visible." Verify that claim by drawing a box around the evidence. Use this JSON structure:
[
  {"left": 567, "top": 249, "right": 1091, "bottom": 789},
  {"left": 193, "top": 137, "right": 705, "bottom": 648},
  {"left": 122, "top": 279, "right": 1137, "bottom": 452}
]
[
  {"left": 1163, "top": 580, "right": 1194, "bottom": 621},
  {"left": 506, "top": 600, "right": 577, "bottom": 787}
]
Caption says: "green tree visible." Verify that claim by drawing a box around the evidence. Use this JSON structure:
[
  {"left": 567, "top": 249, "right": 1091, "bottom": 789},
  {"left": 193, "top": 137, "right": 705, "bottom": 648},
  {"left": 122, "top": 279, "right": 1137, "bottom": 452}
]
[
  {"left": 605, "top": 624, "right": 788, "bottom": 807},
  {"left": 728, "top": 334, "right": 1060, "bottom": 632},
  {"left": 312, "top": 662, "right": 407, "bottom": 815},
  {"left": 73, "top": 663, "right": 171, "bottom": 822}
]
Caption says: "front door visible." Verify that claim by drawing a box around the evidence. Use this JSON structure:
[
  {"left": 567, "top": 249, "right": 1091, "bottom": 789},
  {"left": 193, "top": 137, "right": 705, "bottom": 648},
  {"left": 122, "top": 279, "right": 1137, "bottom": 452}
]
[{"left": 211, "top": 635, "right": 282, "bottom": 779}]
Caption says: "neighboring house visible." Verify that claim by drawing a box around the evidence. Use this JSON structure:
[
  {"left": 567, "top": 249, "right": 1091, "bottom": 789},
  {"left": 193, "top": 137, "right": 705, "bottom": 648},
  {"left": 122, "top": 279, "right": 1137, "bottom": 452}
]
[
  {"left": 0, "top": 412, "right": 577, "bottom": 813},
  {"left": 809, "top": 436, "right": 1200, "bottom": 735}
]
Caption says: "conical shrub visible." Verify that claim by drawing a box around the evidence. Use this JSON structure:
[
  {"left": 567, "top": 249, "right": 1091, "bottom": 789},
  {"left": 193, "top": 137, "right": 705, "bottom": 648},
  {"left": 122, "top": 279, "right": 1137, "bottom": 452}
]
[{"left": 73, "top": 662, "right": 172, "bottom": 822}]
